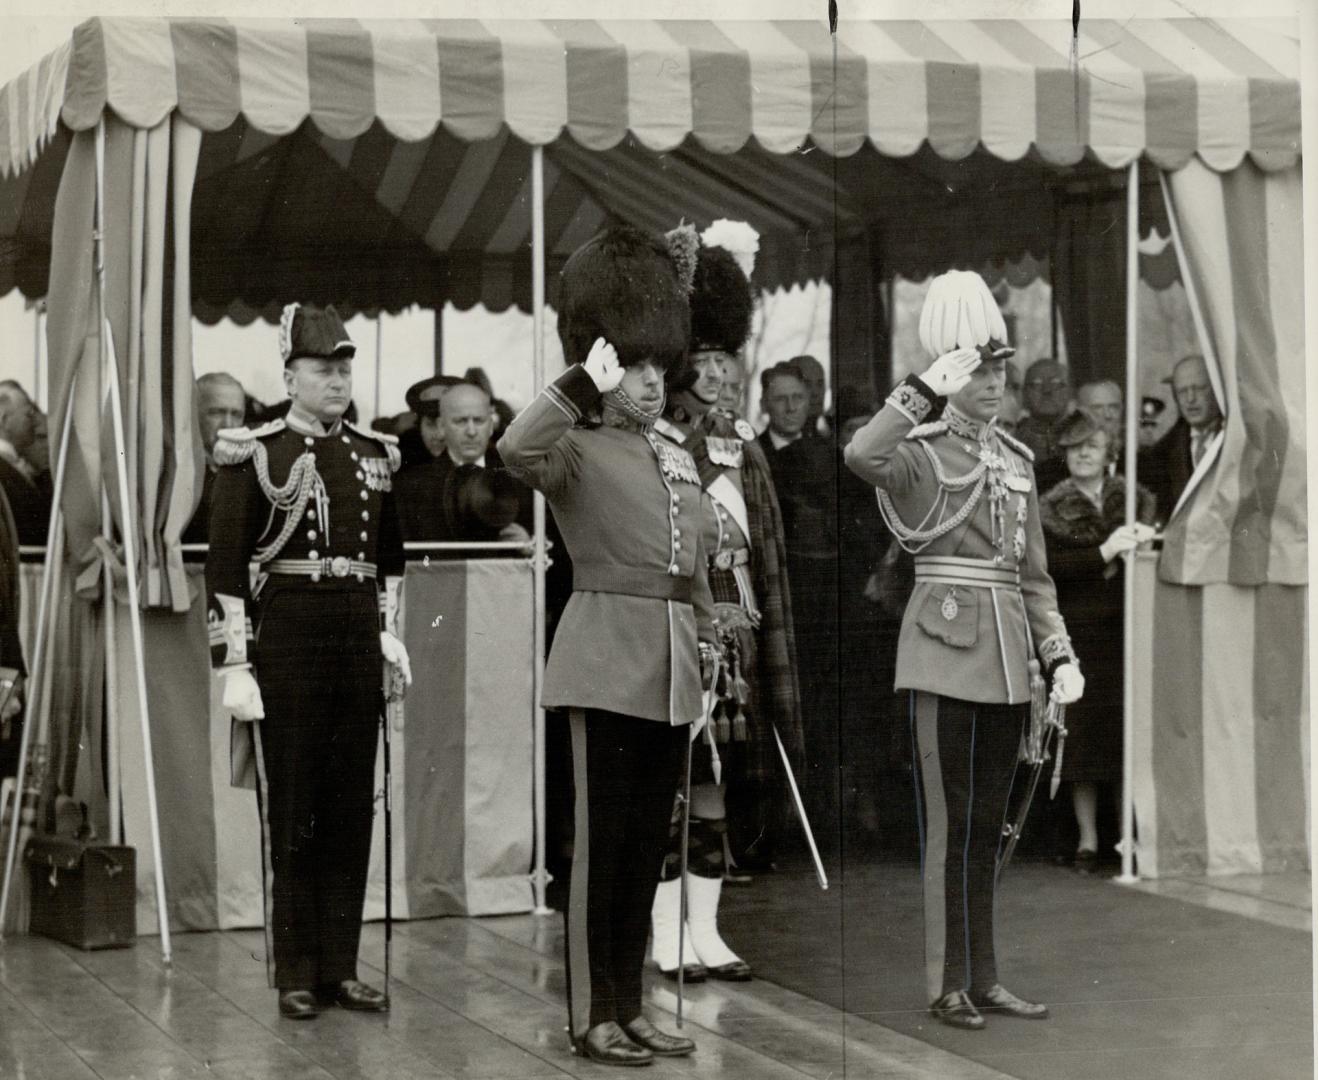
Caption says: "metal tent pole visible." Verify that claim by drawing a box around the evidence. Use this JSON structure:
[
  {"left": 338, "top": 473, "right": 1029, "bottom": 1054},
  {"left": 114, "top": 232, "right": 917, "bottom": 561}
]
[
  {"left": 103, "top": 488, "right": 121, "bottom": 844},
  {"left": 94, "top": 118, "right": 172, "bottom": 962},
  {"left": 1117, "top": 159, "right": 1139, "bottom": 885},
  {"left": 529, "top": 144, "right": 551, "bottom": 916}
]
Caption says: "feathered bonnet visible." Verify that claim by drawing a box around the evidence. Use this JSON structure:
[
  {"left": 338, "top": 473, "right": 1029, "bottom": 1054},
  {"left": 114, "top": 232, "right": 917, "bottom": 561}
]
[
  {"left": 556, "top": 226, "right": 690, "bottom": 376},
  {"left": 667, "top": 219, "right": 758, "bottom": 392}
]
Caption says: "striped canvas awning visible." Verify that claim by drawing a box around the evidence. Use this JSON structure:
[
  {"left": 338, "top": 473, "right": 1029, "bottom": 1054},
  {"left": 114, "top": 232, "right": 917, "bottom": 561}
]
[{"left": 0, "top": 16, "right": 1300, "bottom": 180}]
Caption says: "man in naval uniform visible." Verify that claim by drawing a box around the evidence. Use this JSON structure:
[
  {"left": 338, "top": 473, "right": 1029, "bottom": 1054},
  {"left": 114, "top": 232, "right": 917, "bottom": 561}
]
[
  {"left": 205, "top": 303, "right": 412, "bottom": 1020},
  {"left": 649, "top": 223, "right": 803, "bottom": 984},
  {"left": 844, "top": 271, "right": 1085, "bottom": 1031},
  {"left": 499, "top": 227, "right": 716, "bottom": 1067}
]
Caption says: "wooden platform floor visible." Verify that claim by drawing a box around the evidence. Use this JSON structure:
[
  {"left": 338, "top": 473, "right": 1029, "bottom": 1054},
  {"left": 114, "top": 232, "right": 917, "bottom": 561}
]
[{"left": 0, "top": 915, "right": 1013, "bottom": 1080}]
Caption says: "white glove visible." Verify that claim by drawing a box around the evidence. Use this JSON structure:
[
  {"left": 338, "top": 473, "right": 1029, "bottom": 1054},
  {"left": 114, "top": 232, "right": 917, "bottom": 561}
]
[
  {"left": 1098, "top": 522, "right": 1158, "bottom": 563},
  {"left": 380, "top": 631, "right": 413, "bottom": 688},
  {"left": 1051, "top": 663, "right": 1085, "bottom": 705},
  {"left": 916, "top": 347, "right": 981, "bottom": 398},
  {"left": 221, "top": 666, "right": 265, "bottom": 722},
  {"left": 582, "top": 337, "right": 623, "bottom": 393}
]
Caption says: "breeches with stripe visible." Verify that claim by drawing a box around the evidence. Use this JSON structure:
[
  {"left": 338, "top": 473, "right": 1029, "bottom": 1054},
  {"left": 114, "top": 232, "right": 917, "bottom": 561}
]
[
  {"left": 566, "top": 710, "right": 687, "bottom": 1038},
  {"left": 911, "top": 691, "right": 1024, "bottom": 1001},
  {"left": 252, "top": 587, "right": 381, "bottom": 990}
]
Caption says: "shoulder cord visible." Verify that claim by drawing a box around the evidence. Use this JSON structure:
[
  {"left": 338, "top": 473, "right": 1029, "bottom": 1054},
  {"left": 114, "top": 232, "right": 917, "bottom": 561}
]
[
  {"left": 875, "top": 442, "right": 990, "bottom": 553},
  {"left": 250, "top": 442, "right": 329, "bottom": 565}
]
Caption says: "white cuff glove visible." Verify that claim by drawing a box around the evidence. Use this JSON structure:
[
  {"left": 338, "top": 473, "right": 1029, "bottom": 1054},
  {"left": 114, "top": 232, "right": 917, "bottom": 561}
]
[
  {"left": 1051, "top": 663, "right": 1085, "bottom": 706},
  {"left": 582, "top": 337, "right": 623, "bottom": 394},
  {"left": 1099, "top": 523, "right": 1158, "bottom": 563},
  {"left": 381, "top": 631, "right": 413, "bottom": 688},
  {"left": 220, "top": 665, "right": 265, "bottom": 722},
  {"left": 916, "top": 347, "right": 981, "bottom": 398}
]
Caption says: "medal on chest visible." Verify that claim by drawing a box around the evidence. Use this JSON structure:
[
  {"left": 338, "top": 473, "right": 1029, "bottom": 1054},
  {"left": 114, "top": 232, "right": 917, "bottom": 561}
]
[
  {"left": 652, "top": 438, "right": 701, "bottom": 486},
  {"left": 978, "top": 445, "right": 1031, "bottom": 563},
  {"left": 706, "top": 436, "right": 744, "bottom": 469},
  {"left": 360, "top": 455, "right": 393, "bottom": 492}
]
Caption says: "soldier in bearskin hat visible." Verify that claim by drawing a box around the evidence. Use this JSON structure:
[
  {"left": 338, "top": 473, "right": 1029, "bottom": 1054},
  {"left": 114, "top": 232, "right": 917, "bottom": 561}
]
[
  {"left": 206, "top": 303, "right": 412, "bottom": 1020},
  {"left": 498, "top": 227, "right": 716, "bottom": 1066},
  {"left": 845, "top": 271, "right": 1084, "bottom": 1030},
  {"left": 649, "top": 221, "right": 803, "bottom": 984}
]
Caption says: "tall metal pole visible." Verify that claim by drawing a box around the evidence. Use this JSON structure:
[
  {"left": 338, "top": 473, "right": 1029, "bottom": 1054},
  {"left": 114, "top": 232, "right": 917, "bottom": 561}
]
[
  {"left": 374, "top": 315, "right": 384, "bottom": 423},
  {"left": 529, "top": 145, "right": 551, "bottom": 916},
  {"left": 103, "top": 489, "right": 121, "bottom": 844},
  {"left": 95, "top": 118, "right": 172, "bottom": 961},
  {"left": 1117, "top": 159, "right": 1139, "bottom": 885}
]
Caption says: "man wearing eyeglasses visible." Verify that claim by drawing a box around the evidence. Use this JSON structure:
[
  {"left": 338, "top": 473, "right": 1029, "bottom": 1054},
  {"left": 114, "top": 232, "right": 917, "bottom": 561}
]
[
  {"left": 1015, "top": 359, "right": 1073, "bottom": 493},
  {"left": 1140, "top": 354, "right": 1223, "bottom": 524}
]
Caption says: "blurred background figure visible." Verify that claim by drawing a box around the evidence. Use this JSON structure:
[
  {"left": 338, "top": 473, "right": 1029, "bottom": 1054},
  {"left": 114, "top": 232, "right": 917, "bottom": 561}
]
[
  {"left": 184, "top": 372, "right": 248, "bottom": 544},
  {"left": 0, "top": 380, "right": 51, "bottom": 545},
  {"left": 717, "top": 353, "right": 748, "bottom": 417},
  {"left": 1039, "top": 411, "right": 1156, "bottom": 872},
  {"left": 1017, "top": 358, "right": 1072, "bottom": 492},
  {"left": 1138, "top": 396, "right": 1167, "bottom": 450},
  {"left": 1140, "top": 354, "right": 1222, "bottom": 524},
  {"left": 791, "top": 354, "right": 831, "bottom": 439},
  {"left": 399, "top": 374, "right": 461, "bottom": 471},
  {"left": 463, "top": 366, "right": 516, "bottom": 436},
  {"left": 1076, "top": 378, "right": 1125, "bottom": 477}
]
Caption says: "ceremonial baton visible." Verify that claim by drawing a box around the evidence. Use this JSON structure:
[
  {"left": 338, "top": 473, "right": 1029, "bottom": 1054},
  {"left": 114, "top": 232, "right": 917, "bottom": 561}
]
[{"left": 772, "top": 726, "right": 828, "bottom": 890}]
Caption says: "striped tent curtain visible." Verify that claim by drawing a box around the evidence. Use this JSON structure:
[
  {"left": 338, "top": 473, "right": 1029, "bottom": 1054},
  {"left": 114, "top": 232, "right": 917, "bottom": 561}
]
[{"left": 1129, "top": 160, "right": 1307, "bottom": 878}]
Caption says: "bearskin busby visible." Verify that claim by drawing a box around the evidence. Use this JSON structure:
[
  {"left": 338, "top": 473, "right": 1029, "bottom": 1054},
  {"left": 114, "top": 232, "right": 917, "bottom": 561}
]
[{"left": 556, "top": 226, "right": 690, "bottom": 376}]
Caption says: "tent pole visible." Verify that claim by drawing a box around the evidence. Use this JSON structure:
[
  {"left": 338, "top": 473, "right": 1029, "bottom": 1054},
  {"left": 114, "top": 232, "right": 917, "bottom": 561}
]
[
  {"left": 374, "top": 315, "right": 383, "bottom": 423},
  {"left": 103, "top": 488, "right": 120, "bottom": 845},
  {"left": 0, "top": 386, "right": 75, "bottom": 938},
  {"left": 530, "top": 144, "right": 551, "bottom": 916},
  {"left": 94, "top": 117, "right": 172, "bottom": 963},
  {"left": 1118, "top": 158, "right": 1139, "bottom": 885}
]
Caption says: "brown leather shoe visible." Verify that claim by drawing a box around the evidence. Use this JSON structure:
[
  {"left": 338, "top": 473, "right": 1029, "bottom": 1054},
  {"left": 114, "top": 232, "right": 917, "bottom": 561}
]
[
  {"left": 278, "top": 990, "right": 320, "bottom": 1020},
  {"left": 929, "top": 989, "right": 985, "bottom": 1030},
  {"left": 321, "top": 979, "right": 389, "bottom": 1012},
  {"left": 969, "top": 984, "right": 1050, "bottom": 1019},
  {"left": 622, "top": 1015, "right": 695, "bottom": 1056},
  {"left": 575, "top": 1021, "right": 654, "bottom": 1066}
]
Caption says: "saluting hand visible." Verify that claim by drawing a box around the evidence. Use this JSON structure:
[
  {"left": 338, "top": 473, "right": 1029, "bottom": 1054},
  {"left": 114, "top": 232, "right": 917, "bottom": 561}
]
[
  {"left": 583, "top": 337, "right": 624, "bottom": 394},
  {"left": 917, "top": 347, "right": 981, "bottom": 398}
]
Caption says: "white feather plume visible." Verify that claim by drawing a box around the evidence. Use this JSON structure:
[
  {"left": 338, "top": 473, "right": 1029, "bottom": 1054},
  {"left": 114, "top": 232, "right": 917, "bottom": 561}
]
[
  {"left": 701, "top": 218, "right": 760, "bottom": 280},
  {"left": 278, "top": 302, "right": 300, "bottom": 362},
  {"left": 917, "top": 270, "right": 1007, "bottom": 358}
]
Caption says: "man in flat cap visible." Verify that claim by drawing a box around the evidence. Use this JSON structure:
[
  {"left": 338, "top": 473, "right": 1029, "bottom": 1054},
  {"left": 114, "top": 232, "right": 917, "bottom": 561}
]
[{"left": 205, "top": 303, "right": 412, "bottom": 1020}]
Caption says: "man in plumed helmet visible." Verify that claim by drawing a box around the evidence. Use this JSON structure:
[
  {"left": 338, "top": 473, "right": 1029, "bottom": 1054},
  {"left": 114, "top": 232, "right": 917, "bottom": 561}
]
[
  {"left": 845, "top": 271, "right": 1084, "bottom": 1031},
  {"left": 206, "top": 303, "right": 413, "bottom": 1020},
  {"left": 499, "top": 227, "right": 717, "bottom": 1066},
  {"left": 649, "top": 220, "right": 803, "bottom": 985}
]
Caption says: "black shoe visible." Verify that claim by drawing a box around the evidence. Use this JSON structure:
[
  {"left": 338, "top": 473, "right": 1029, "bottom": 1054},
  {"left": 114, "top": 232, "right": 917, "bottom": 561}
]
[
  {"left": 574, "top": 1021, "right": 654, "bottom": 1066},
  {"left": 658, "top": 962, "right": 708, "bottom": 984},
  {"left": 722, "top": 867, "right": 756, "bottom": 886},
  {"left": 622, "top": 1016, "right": 695, "bottom": 1056},
  {"left": 278, "top": 989, "right": 320, "bottom": 1020},
  {"left": 1073, "top": 849, "right": 1099, "bottom": 876},
  {"left": 969, "top": 984, "right": 1050, "bottom": 1019},
  {"left": 705, "top": 959, "right": 752, "bottom": 981},
  {"left": 929, "top": 990, "right": 985, "bottom": 1030},
  {"left": 320, "top": 979, "right": 389, "bottom": 1012}
]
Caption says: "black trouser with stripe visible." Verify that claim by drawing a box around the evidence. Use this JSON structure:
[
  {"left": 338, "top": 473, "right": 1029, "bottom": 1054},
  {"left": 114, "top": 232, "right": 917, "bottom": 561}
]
[
  {"left": 910, "top": 692, "right": 1024, "bottom": 1002},
  {"left": 565, "top": 710, "right": 687, "bottom": 1040},
  {"left": 252, "top": 584, "right": 381, "bottom": 991}
]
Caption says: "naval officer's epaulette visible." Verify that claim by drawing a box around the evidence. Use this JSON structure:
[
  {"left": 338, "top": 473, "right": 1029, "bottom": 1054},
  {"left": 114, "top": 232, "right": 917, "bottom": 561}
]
[
  {"left": 995, "top": 428, "right": 1035, "bottom": 463},
  {"left": 212, "top": 419, "right": 286, "bottom": 466},
  {"left": 905, "top": 419, "right": 949, "bottom": 441},
  {"left": 344, "top": 419, "right": 402, "bottom": 472}
]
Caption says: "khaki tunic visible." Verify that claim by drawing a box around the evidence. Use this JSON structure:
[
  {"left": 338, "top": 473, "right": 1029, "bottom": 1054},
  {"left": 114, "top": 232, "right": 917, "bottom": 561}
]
[
  {"left": 844, "top": 377, "right": 1075, "bottom": 705},
  {"left": 498, "top": 367, "right": 716, "bottom": 726}
]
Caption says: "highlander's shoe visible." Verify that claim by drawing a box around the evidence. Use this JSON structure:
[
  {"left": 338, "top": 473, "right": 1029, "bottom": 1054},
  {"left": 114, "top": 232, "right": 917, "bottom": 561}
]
[
  {"left": 278, "top": 990, "right": 320, "bottom": 1020},
  {"left": 658, "top": 962, "right": 709, "bottom": 983},
  {"left": 704, "top": 958, "right": 752, "bottom": 981},
  {"left": 575, "top": 1021, "right": 654, "bottom": 1066},
  {"left": 970, "top": 984, "right": 1050, "bottom": 1019},
  {"left": 321, "top": 979, "right": 389, "bottom": 1012},
  {"left": 929, "top": 990, "right": 985, "bottom": 1030},
  {"left": 622, "top": 1015, "right": 696, "bottom": 1056}
]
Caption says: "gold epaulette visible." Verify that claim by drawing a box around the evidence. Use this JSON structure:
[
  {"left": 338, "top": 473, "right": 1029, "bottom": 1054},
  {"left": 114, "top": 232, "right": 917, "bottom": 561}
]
[
  {"left": 344, "top": 419, "right": 402, "bottom": 473},
  {"left": 997, "top": 428, "right": 1036, "bottom": 462},
  {"left": 212, "top": 419, "right": 286, "bottom": 466},
  {"left": 906, "top": 420, "right": 949, "bottom": 441}
]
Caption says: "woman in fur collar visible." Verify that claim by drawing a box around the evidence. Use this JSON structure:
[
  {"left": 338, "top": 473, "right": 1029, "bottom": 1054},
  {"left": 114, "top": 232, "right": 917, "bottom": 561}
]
[{"left": 1039, "top": 411, "right": 1156, "bottom": 872}]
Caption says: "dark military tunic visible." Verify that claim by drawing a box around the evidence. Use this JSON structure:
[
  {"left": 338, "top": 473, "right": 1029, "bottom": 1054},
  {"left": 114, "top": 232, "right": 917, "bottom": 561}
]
[{"left": 205, "top": 412, "right": 403, "bottom": 991}]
